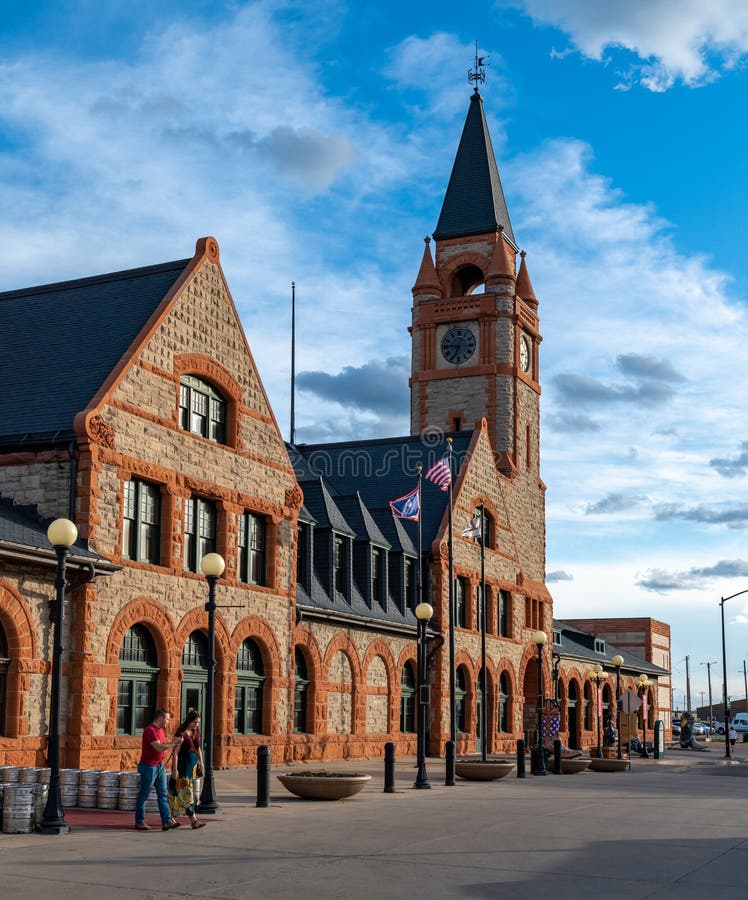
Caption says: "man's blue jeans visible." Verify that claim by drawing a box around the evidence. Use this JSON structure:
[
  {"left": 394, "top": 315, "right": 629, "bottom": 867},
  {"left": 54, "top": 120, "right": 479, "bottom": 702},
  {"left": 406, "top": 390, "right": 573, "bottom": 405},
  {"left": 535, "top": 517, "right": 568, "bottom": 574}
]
[{"left": 135, "top": 762, "right": 171, "bottom": 825}]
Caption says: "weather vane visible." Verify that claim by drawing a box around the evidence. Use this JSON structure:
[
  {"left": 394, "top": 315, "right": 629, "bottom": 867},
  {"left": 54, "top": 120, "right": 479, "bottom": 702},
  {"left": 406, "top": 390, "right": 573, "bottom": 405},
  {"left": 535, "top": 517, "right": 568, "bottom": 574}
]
[{"left": 468, "top": 39, "right": 487, "bottom": 92}]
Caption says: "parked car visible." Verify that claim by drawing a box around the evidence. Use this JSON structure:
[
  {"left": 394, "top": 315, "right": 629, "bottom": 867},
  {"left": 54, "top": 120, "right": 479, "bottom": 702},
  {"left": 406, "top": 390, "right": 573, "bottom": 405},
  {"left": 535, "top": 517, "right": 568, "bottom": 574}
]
[
  {"left": 672, "top": 721, "right": 681, "bottom": 737},
  {"left": 713, "top": 721, "right": 726, "bottom": 735},
  {"left": 692, "top": 722, "right": 711, "bottom": 735},
  {"left": 730, "top": 713, "right": 748, "bottom": 733}
]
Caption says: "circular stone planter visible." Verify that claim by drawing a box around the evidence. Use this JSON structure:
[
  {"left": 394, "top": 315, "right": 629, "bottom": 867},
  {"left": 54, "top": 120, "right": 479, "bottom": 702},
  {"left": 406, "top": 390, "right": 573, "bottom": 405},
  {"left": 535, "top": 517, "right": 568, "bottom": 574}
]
[
  {"left": 455, "top": 759, "right": 515, "bottom": 781},
  {"left": 560, "top": 758, "right": 591, "bottom": 775},
  {"left": 588, "top": 757, "right": 628, "bottom": 773},
  {"left": 277, "top": 772, "right": 372, "bottom": 801}
]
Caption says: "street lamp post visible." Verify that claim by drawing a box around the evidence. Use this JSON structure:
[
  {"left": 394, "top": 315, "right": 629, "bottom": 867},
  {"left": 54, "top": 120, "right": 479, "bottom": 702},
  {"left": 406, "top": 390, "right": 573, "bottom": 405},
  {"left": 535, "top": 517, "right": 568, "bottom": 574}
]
[
  {"left": 39, "top": 517, "right": 78, "bottom": 835},
  {"left": 638, "top": 674, "right": 653, "bottom": 758},
  {"left": 414, "top": 601, "right": 434, "bottom": 789},
  {"left": 719, "top": 590, "right": 748, "bottom": 761},
  {"left": 198, "top": 552, "right": 225, "bottom": 814},
  {"left": 612, "top": 655, "right": 624, "bottom": 760},
  {"left": 531, "top": 630, "right": 548, "bottom": 776},
  {"left": 701, "top": 661, "right": 716, "bottom": 731},
  {"left": 590, "top": 664, "right": 608, "bottom": 758}
]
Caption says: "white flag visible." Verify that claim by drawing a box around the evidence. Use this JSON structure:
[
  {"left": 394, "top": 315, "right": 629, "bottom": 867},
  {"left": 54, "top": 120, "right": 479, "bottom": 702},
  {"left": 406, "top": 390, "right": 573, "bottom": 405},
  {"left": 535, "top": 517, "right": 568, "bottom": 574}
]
[{"left": 461, "top": 515, "right": 482, "bottom": 539}]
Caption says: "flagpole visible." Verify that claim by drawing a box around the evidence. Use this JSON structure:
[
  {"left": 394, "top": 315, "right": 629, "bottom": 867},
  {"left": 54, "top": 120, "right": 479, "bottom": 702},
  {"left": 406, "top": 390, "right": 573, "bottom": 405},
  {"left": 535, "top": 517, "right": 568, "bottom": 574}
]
[
  {"left": 416, "top": 465, "right": 423, "bottom": 609},
  {"left": 447, "top": 437, "right": 456, "bottom": 749},
  {"left": 290, "top": 281, "right": 296, "bottom": 445},
  {"left": 480, "top": 503, "right": 487, "bottom": 762}
]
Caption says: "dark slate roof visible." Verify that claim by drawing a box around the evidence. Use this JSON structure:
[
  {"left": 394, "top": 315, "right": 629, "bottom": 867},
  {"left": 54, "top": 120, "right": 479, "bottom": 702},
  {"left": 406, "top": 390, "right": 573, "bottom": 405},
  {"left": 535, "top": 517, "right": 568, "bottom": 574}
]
[
  {"left": 433, "top": 92, "right": 515, "bottom": 244},
  {"left": 0, "top": 259, "right": 190, "bottom": 442},
  {"left": 292, "top": 432, "right": 473, "bottom": 550},
  {"left": 291, "top": 433, "right": 472, "bottom": 628},
  {"left": 298, "top": 477, "right": 356, "bottom": 536},
  {"left": 0, "top": 495, "right": 113, "bottom": 568},
  {"left": 554, "top": 620, "right": 669, "bottom": 677},
  {"left": 335, "top": 494, "right": 391, "bottom": 548}
]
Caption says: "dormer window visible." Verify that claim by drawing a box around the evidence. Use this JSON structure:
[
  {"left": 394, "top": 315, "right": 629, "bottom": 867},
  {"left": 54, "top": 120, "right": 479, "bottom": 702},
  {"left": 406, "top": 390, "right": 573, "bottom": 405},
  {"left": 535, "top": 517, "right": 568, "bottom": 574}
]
[
  {"left": 553, "top": 629, "right": 562, "bottom": 645},
  {"left": 179, "top": 375, "right": 226, "bottom": 443},
  {"left": 594, "top": 638, "right": 606, "bottom": 654},
  {"left": 334, "top": 534, "right": 349, "bottom": 600}
]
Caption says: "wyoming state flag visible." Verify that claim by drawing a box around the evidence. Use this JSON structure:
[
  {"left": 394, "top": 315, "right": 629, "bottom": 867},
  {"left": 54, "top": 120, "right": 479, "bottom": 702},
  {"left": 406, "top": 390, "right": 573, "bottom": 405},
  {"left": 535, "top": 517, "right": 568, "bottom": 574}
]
[{"left": 389, "top": 486, "right": 420, "bottom": 521}]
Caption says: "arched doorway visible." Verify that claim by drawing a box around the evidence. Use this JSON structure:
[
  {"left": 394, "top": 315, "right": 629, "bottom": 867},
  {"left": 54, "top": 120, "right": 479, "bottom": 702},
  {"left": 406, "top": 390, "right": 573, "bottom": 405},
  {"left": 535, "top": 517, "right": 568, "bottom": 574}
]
[
  {"left": 522, "top": 657, "right": 540, "bottom": 742},
  {"left": 568, "top": 680, "right": 580, "bottom": 749},
  {"left": 181, "top": 630, "right": 209, "bottom": 722}
]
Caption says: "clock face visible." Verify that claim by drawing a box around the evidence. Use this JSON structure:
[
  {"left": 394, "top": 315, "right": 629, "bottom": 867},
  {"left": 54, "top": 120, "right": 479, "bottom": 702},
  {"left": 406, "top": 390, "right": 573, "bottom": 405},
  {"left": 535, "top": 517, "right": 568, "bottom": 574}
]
[
  {"left": 441, "top": 327, "right": 476, "bottom": 365},
  {"left": 519, "top": 334, "right": 531, "bottom": 373}
]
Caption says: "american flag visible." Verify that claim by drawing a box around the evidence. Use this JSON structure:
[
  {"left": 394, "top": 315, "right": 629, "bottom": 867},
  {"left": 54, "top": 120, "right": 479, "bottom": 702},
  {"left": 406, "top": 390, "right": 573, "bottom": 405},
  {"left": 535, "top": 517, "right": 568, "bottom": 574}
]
[{"left": 424, "top": 457, "right": 451, "bottom": 491}]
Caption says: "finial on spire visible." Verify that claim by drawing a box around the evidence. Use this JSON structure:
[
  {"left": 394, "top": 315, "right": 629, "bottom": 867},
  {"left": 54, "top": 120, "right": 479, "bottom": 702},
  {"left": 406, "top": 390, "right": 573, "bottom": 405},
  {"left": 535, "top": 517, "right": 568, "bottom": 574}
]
[{"left": 468, "top": 39, "right": 487, "bottom": 93}]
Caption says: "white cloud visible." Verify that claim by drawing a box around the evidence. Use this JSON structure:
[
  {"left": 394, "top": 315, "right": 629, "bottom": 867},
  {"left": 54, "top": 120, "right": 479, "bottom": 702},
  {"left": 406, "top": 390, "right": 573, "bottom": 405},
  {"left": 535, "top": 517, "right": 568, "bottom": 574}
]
[{"left": 505, "top": 0, "right": 748, "bottom": 89}]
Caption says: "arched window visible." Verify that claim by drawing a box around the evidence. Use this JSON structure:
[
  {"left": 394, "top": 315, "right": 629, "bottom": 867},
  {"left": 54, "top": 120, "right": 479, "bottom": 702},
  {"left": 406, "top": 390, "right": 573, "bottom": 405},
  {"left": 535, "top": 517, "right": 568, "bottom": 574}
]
[
  {"left": 498, "top": 671, "right": 510, "bottom": 733},
  {"left": 293, "top": 648, "right": 310, "bottom": 734},
  {"left": 117, "top": 625, "right": 158, "bottom": 735},
  {"left": 181, "top": 630, "right": 209, "bottom": 722},
  {"left": 179, "top": 375, "right": 226, "bottom": 443},
  {"left": 400, "top": 661, "right": 416, "bottom": 733},
  {"left": 0, "top": 623, "right": 9, "bottom": 737},
  {"left": 455, "top": 577, "right": 467, "bottom": 628},
  {"left": 235, "top": 638, "right": 265, "bottom": 734},
  {"left": 584, "top": 681, "right": 593, "bottom": 731},
  {"left": 455, "top": 666, "right": 468, "bottom": 732}
]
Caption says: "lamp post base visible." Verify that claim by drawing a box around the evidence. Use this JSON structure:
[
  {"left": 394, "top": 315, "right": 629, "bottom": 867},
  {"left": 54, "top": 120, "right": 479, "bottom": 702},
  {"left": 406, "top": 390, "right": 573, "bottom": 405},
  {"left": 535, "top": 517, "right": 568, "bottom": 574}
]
[
  {"left": 530, "top": 746, "right": 548, "bottom": 776},
  {"left": 37, "top": 819, "right": 70, "bottom": 835}
]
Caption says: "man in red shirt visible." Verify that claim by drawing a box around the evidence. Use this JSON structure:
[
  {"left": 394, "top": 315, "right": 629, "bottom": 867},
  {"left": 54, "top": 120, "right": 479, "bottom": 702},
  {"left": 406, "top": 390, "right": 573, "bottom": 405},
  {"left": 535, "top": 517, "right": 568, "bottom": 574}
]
[{"left": 135, "top": 708, "right": 182, "bottom": 831}]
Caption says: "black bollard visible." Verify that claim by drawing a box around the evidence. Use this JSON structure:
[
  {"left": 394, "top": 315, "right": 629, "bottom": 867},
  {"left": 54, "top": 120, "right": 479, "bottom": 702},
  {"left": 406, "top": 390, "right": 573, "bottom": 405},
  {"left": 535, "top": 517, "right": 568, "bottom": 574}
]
[
  {"left": 445, "top": 740, "right": 456, "bottom": 786},
  {"left": 256, "top": 744, "right": 270, "bottom": 808},
  {"left": 384, "top": 741, "right": 396, "bottom": 793},
  {"left": 553, "top": 739, "right": 562, "bottom": 775},
  {"left": 516, "top": 739, "right": 526, "bottom": 778}
]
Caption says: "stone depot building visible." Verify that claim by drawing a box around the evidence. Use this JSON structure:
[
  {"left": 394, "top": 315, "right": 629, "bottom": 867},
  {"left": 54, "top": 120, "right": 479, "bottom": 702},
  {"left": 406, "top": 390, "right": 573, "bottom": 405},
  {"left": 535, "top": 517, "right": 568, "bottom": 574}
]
[{"left": 0, "top": 90, "right": 670, "bottom": 770}]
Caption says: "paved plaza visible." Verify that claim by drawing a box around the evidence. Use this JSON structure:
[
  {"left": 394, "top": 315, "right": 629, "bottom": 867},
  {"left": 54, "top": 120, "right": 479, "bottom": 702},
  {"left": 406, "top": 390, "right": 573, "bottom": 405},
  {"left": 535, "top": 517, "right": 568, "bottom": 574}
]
[{"left": 1, "top": 749, "right": 747, "bottom": 899}]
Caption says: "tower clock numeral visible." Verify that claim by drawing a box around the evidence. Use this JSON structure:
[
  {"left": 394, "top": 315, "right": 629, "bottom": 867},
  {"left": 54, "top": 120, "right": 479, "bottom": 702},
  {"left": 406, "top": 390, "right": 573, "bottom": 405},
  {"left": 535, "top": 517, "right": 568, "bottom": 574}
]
[{"left": 441, "top": 327, "right": 476, "bottom": 365}]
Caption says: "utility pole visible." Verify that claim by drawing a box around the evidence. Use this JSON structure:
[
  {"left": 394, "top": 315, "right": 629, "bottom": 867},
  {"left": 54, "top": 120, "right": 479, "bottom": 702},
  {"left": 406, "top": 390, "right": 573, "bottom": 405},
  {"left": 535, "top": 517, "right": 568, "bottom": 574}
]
[
  {"left": 701, "top": 661, "right": 716, "bottom": 728},
  {"left": 685, "top": 655, "right": 691, "bottom": 715},
  {"left": 743, "top": 659, "right": 747, "bottom": 707}
]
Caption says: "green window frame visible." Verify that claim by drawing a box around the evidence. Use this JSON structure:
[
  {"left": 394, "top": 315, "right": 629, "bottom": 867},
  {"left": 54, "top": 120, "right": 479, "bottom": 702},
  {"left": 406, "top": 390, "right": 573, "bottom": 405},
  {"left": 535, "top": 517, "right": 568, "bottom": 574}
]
[
  {"left": 293, "top": 648, "right": 310, "bottom": 734},
  {"left": 498, "top": 671, "right": 509, "bottom": 733},
  {"left": 123, "top": 479, "right": 161, "bottom": 564},
  {"left": 235, "top": 638, "right": 265, "bottom": 734},
  {"left": 455, "top": 666, "right": 467, "bottom": 732},
  {"left": 179, "top": 375, "right": 226, "bottom": 444},
  {"left": 455, "top": 577, "right": 467, "bottom": 628},
  {"left": 184, "top": 497, "right": 217, "bottom": 572},
  {"left": 238, "top": 512, "right": 266, "bottom": 586},
  {"left": 498, "top": 589, "right": 510, "bottom": 637},
  {"left": 400, "top": 661, "right": 416, "bottom": 733},
  {"left": 117, "top": 625, "right": 158, "bottom": 735}
]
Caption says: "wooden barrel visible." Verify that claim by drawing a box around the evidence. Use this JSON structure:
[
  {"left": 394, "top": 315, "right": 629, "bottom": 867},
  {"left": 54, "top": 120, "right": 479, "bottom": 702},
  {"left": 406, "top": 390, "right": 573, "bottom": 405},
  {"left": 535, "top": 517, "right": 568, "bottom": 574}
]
[
  {"left": 1, "top": 783, "right": 34, "bottom": 833},
  {"left": 96, "top": 771, "right": 121, "bottom": 809},
  {"left": 78, "top": 770, "right": 101, "bottom": 808},
  {"left": 118, "top": 771, "right": 140, "bottom": 811},
  {"left": 59, "top": 769, "right": 80, "bottom": 807}
]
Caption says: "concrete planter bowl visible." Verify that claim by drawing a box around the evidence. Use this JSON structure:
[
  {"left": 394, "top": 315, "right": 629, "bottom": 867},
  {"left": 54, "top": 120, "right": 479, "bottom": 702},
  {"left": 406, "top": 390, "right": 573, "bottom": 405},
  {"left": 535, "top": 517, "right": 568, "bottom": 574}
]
[
  {"left": 588, "top": 757, "right": 628, "bottom": 773},
  {"left": 559, "top": 758, "right": 591, "bottom": 775},
  {"left": 277, "top": 771, "right": 372, "bottom": 801},
  {"left": 455, "top": 758, "right": 515, "bottom": 781}
]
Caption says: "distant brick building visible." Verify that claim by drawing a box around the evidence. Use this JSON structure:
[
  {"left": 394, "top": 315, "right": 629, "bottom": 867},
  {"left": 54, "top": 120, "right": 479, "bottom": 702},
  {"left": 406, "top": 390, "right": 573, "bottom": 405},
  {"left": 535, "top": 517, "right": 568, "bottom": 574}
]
[{"left": 0, "top": 90, "right": 670, "bottom": 769}]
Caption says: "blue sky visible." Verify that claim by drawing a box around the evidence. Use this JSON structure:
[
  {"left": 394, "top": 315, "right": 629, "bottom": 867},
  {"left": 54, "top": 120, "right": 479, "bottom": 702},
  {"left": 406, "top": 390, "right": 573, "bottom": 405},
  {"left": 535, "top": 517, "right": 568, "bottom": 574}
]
[{"left": 2, "top": 0, "right": 748, "bottom": 710}]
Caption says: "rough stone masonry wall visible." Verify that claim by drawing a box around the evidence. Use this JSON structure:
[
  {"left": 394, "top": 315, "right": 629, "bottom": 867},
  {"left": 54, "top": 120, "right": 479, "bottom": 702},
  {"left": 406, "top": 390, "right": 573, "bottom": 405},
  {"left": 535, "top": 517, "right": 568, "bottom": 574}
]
[
  {"left": 0, "top": 456, "right": 71, "bottom": 520},
  {"left": 64, "top": 256, "right": 300, "bottom": 769},
  {"left": 426, "top": 427, "right": 554, "bottom": 756}
]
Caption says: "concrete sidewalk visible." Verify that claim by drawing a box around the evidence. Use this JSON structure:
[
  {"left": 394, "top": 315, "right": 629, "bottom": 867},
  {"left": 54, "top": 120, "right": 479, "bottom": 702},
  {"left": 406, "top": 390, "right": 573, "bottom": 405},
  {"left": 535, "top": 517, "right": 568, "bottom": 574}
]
[{"left": 1, "top": 752, "right": 747, "bottom": 899}]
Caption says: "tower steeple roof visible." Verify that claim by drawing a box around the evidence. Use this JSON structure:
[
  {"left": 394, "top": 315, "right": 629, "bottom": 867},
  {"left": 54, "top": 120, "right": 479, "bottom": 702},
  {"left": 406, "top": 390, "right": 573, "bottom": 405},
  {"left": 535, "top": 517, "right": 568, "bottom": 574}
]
[{"left": 433, "top": 92, "right": 515, "bottom": 244}]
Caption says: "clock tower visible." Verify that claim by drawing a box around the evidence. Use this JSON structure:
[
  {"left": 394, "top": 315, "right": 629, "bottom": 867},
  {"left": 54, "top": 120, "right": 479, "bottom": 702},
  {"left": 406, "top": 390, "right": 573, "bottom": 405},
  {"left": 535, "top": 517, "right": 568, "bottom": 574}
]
[{"left": 409, "top": 89, "right": 542, "bottom": 486}]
